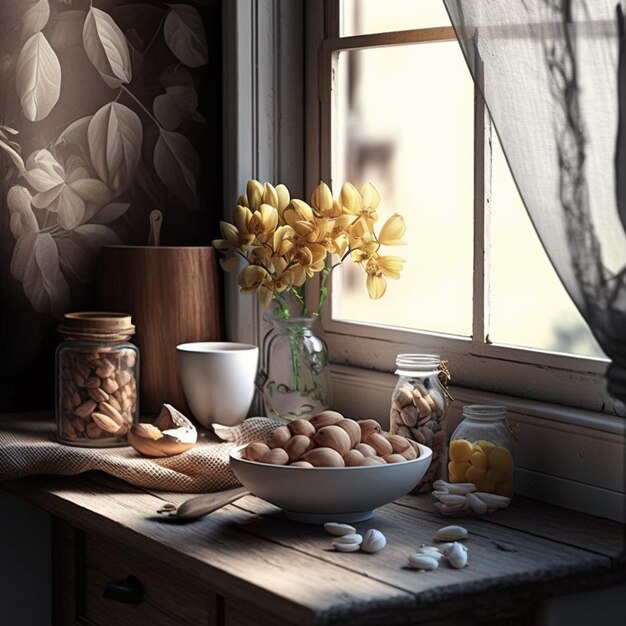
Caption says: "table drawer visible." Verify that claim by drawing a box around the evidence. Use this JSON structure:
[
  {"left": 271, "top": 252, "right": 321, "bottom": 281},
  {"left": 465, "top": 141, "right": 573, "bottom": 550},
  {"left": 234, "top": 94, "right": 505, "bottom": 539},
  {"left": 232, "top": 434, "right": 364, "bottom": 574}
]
[{"left": 80, "top": 532, "right": 217, "bottom": 626}]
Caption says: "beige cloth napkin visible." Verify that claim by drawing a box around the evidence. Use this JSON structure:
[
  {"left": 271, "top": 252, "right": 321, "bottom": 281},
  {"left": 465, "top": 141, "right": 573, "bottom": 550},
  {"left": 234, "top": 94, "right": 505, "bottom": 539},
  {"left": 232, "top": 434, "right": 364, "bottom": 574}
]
[{"left": 0, "top": 417, "right": 279, "bottom": 493}]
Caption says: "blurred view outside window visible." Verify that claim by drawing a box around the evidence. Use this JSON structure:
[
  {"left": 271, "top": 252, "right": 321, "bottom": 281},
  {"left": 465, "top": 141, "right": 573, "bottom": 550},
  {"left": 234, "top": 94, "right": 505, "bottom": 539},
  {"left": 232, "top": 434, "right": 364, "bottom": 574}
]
[{"left": 333, "top": 0, "right": 605, "bottom": 359}]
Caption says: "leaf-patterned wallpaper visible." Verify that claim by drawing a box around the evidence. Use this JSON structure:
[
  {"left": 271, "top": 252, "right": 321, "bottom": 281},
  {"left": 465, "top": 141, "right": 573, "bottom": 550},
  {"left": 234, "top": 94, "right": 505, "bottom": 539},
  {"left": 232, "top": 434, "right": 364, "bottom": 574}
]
[{"left": 0, "top": 0, "right": 221, "bottom": 411}]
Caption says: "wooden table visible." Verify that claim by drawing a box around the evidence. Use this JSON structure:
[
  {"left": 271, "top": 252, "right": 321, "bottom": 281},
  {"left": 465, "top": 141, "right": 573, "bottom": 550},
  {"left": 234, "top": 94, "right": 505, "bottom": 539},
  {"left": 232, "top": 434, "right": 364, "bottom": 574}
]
[{"left": 2, "top": 470, "right": 625, "bottom": 626}]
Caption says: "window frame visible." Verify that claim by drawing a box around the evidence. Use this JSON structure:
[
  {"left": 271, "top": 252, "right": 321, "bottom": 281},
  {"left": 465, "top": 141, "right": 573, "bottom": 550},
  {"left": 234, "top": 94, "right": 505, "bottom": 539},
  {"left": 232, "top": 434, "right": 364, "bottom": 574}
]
[{"left": 307, "top": 1, "right": 613, "bottom": 414}]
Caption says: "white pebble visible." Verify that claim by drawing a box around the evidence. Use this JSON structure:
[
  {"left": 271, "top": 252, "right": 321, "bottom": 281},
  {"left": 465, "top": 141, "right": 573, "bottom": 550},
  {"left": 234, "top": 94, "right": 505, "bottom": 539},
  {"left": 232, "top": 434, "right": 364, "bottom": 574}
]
[
  {"left": 446, "top": 542, "right": 469, "bottom": 568},
  {"left": 324, "top": 522, "right": 356, "bottom": 536},
  {"left": 332, "top": 541, "right": 361, "bottom": 552},
  {"left": 361, "top": 529, "right": 386, "bottom": 553},
  {"left": 332, "top": 533, "right": 362, "bottom": 545},
  {"left": 434, "top": 525, "right": 468, "bottom": 541},
  {"left": 408, "top": 554, "right": 439, "bottom": 570}
]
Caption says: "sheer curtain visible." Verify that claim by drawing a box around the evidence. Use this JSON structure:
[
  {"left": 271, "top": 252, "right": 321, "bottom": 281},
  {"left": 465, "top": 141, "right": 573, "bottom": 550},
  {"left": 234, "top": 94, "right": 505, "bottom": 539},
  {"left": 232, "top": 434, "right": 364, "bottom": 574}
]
[{"left": 443, "top": 0, "right": 626, "bottom": 406}]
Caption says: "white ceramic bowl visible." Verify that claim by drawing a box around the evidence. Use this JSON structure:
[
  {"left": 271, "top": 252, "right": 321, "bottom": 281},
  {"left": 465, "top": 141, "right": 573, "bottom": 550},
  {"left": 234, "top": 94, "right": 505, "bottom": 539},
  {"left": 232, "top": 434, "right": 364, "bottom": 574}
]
[{"left": 229, "top": 443, "right": 432, "bottom": 523}]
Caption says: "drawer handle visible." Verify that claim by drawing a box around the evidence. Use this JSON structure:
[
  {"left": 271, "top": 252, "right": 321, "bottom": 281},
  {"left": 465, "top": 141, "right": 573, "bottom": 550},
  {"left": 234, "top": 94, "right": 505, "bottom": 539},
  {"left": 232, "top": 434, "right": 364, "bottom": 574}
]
[{"left": 103, "top": 575, "right": 144, "bottom": 605}]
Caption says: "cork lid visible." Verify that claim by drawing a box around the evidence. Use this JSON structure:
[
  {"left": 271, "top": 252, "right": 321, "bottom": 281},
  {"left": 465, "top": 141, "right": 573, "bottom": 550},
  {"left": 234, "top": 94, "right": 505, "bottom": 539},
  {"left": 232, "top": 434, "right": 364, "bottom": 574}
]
[{"left": 58, "top": 312, "right": 135, "bottom": 342}]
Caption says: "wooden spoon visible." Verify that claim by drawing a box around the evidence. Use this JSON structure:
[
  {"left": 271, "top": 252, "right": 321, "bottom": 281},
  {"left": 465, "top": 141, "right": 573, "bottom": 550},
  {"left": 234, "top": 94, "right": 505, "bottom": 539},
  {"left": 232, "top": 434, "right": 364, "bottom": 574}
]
[{"left": 166, "top": 486, "right": 252, "bottom": 519}]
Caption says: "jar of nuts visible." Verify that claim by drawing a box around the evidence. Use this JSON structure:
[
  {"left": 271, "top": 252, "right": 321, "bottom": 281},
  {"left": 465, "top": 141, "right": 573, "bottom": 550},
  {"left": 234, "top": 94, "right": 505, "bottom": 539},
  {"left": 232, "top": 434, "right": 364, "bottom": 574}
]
[
  {"left": 56, "top": 312, "right": 139, "bottom": 447},
  {"left": 448, "top": 405, "right": 515, "bottom": 499},
  {"left": 389, "top": 354, "right": 450, "bottom": 492}
]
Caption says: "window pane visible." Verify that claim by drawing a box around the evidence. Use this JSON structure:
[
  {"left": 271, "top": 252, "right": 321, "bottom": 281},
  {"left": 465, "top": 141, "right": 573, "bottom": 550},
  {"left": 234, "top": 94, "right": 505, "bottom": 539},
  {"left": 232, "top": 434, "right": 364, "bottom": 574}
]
[
  {"left": 342, "top": 0, "right": 451, "bottom": 36},
  {"left": 489, "top": 133, "right": 606, "bottom": 358},
  {"left": 332, "top": 42, "right": 474, "bottom": 336}
]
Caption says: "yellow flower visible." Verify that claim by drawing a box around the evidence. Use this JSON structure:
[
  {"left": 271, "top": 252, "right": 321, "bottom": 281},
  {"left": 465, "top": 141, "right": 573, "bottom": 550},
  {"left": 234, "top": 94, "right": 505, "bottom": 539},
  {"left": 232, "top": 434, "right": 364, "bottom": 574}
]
[
  {"left": 234, "top": 204, "right": 252, "bottom": 234},
  {"left": 272, "top": 225, "right": 294, "bottom": 256},
  {"left": 246, "top": 179, "right": 264, "bottom": 211},
  {"left": 282, "top": 199, "right": 314, "bottom": 226},
  {"left": 340, "top": 182, "right": 363, "bottom": 216},
  {"left": 364, "top": 254, "right": 404, "bottom": 299},
  {"left": 218, "top": 220, "right": 255, "bottom": 248},
  {"left": 360, "top": 182, "right": 380, "bottom": 212},
  {"left": 276, "top": 184, "right": 291, "bottom": 212},
  {"left": 311, "top": 181, "right": 342, "bottom": 218},
  {"left": 248, "top": 203, "right": 278, "bottom": 243},
  {"left": 378, "top": 213, "right": 406, "bottom": 245},
  {"left": 238, "top": 265, "right": 270, "bottom": 295},
  {"left": 292, "top": 242, "right": 327, "bottom": 276},
  {"left": 263, "top": 182, "right": 279, "bottom": 208}
]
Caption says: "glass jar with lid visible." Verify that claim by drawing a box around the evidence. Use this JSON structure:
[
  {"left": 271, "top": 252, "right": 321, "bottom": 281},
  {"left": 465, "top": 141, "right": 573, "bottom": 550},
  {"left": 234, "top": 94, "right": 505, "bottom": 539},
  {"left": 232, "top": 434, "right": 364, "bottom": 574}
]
[
  {"left": 448, "top": 405, "right": 515, "bottom": 497},
  {"left": 56, "top": 312, "right": 139, "bottom": 447},
  {"left": 389, "top": 354, "right": 451, "bottom": 492}
]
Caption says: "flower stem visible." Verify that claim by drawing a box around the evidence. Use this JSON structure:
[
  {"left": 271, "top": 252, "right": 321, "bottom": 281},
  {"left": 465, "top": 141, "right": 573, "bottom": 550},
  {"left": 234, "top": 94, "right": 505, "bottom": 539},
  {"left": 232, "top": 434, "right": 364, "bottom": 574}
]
[{"left": 120, "top": 86, "right": 161, "bottom": 128}]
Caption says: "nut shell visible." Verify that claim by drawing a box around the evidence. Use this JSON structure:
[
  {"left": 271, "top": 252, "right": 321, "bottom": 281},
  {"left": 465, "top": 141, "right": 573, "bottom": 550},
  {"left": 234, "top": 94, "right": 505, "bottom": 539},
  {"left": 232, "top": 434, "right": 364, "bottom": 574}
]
[
  {"left": 335, "top": 419, "right": 361, "bottom": 448},
  {"left": 358, "top": 419, "right": 382, "bottom": 442},
  {"left": 301, "top": 447, "right": 345, "bottom": 467},
  {"left": 314, "top": 425, "right": 351, "bottom": 456},
  {"left": 243, "top": 442, "right": 270, "bottom": 462},
  {"left": 284, "top": 434, "right": 313, "bottom": 462},
  {"left": 309, "top": 410, "right": 344, "bottom": 430},
  {"left": 262, "top": 448, "right": 290, "bottom": 465},
  {"left": 287, "top": 418, "right": 316, "bottom": 437},
  {"left": 267, "top": 425, "right": 291, "bottom": 449},
  {"left": 343, "top": 449, "right": 365, "bottom": 466},
  {"left": 367, "top": 433, "right": 393, "bottom": 457}
]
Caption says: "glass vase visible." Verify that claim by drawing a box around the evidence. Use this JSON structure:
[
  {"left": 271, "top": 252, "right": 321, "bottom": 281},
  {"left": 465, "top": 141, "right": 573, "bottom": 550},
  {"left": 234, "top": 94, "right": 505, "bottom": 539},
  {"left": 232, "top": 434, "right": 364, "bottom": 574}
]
[{"left": 258, "top": 314, "right": 331, "bottom": 421}]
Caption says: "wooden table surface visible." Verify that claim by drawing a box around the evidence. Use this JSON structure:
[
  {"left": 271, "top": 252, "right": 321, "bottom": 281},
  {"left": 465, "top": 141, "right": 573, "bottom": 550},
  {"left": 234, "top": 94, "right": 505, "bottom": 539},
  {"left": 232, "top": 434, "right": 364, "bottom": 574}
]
[{"left": 3, "top": 468, "right": 625, "bottom": 625}]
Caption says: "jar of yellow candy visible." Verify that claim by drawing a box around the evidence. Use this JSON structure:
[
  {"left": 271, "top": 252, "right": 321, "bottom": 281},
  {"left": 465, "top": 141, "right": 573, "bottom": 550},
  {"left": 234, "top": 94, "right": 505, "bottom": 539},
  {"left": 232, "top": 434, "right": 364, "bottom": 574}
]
[{"left": 448, "top": 405, "right": 515, "bottom": 498}]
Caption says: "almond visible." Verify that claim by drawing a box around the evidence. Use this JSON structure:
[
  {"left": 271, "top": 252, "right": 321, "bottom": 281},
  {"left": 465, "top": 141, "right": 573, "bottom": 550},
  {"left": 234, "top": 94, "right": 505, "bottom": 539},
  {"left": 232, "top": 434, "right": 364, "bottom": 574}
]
[
  {"left": 243, "top": 442, "right": 270, "bottom": 461},
  {"left": 309, "top": 410, "right": 344, "bottom": 430},
  {"left": 262, "top": 448, "right": 289, "bottom": 465},
  {"left": 92, "top": 412, "right": 121, "bottom": 433},
  {"left": 313, "top": 425, "right": 351, "bottom": 456},
  {"left": 267, "top": 425, "right": 291, "bottom": 449},
  {"left": 301, "top": 447, "right": 345, "bottom": 467},
  {"left": 98, "top": 401, "right": 124, "bottom": 426},
  {"left": 335, "top": 419, "right": 361, "bottom": 448},
  {"left": 74, "top": 400, "right": 97, "bottom": 419},
  {"left": 358, "top": 419, "right": 381, "bottom": 441},
  {"left": 88, "top": 387, "right": 109, "bottom": 403},
  {"left": 284, "top": 434, "right": 313, "bottom": 462},
  {"left": 367, "top": 433, "right": 393, "bottom": 456},
  {"left": 287, "top": 418, "right": 316, "bottom": 437}
]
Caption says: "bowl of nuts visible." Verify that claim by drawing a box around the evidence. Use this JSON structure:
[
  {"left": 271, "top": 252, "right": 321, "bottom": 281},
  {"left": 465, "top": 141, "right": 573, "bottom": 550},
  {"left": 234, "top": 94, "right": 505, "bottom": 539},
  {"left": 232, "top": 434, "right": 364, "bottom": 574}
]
[{"left": 229, "top": 411, "right": 432, "bottom": 523}]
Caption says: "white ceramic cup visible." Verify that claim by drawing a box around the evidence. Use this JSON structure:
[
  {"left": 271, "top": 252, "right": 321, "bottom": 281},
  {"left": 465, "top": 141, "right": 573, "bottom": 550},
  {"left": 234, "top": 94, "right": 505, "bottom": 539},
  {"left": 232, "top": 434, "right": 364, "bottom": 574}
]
[{"left": 176, "top": 342, "right": 259, "bottom": 428}]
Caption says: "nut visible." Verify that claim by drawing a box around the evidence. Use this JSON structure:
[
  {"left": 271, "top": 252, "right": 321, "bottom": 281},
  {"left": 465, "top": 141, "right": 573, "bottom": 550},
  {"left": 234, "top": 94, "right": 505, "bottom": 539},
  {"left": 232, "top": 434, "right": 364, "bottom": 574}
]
[
  {"left": 128, "top": 404, "right": 197, "bottom": 457},
  {"left": 354, "top": 442, "right": 377, "bottom": 457},
  {"left": 267, "top": 425, "right": 291, "bottom": 449},
  {"left": 74, "top": 400, "right": 97, "bottom": 419},
  {"left": 301, "top": 447, "right": 345, "bottom": 467},
  {"left": 88, "top": 387, "right": 109, "bottom": 403},
  {"left": 262, "top": 448, "right": 290, "bottom": 465},
  {"left": 287, "top": 418, "right": 316, "bottom": 437},
  {"left": 335, "top": 419, "right": 361, "bottom": 448},
  {"left": 313, "top": 425, "right": 351, "bottom": 456},
  {"left": 309, "top": 410, "right": 344, "bottom": 430},
  {"left": 367, "top": 433, "right": 393, "bottom": 457},
  {"left": 343, "top": 449, "right": 365, "bottom": 466},
  {"left": 91, "top": 412, "right": 122, "bottom": 433},
  {"left": 243, "top": 442, "right": 270, "bottom": 462},
  {"left": 358, "top": 419, "right": 381, "bottom": 441},
  {"left": 284, "top": 434, "right": 313, "bottom": 462}
]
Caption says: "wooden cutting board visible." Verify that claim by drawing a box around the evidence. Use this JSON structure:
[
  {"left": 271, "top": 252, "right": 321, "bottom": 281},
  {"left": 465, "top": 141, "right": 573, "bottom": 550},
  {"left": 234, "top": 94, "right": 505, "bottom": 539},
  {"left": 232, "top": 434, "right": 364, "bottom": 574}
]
[{"left": 97, "top": 246, "right": 222, "bottom": 416}]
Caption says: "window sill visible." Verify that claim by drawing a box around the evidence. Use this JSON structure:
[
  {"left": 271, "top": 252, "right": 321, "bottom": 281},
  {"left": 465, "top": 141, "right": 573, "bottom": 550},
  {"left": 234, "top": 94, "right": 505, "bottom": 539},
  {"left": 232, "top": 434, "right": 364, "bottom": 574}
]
[{"left": 329, "top": 363, "right": 626, "bottom": 523}]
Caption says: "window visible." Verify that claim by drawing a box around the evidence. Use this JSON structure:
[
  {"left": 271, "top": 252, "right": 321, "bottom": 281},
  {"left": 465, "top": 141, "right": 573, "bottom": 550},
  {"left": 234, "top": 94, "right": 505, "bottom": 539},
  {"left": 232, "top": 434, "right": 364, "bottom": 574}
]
[{"left": 310, "top": 0, "right": 609, "bottom": 410}]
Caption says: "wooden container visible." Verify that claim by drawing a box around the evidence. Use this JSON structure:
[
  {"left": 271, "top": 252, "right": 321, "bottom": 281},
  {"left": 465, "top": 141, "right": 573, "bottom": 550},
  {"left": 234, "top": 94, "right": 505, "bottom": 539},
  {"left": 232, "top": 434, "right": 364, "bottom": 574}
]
[{"left": 98, "top": 246, "right": 222, "bottom": 416}]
